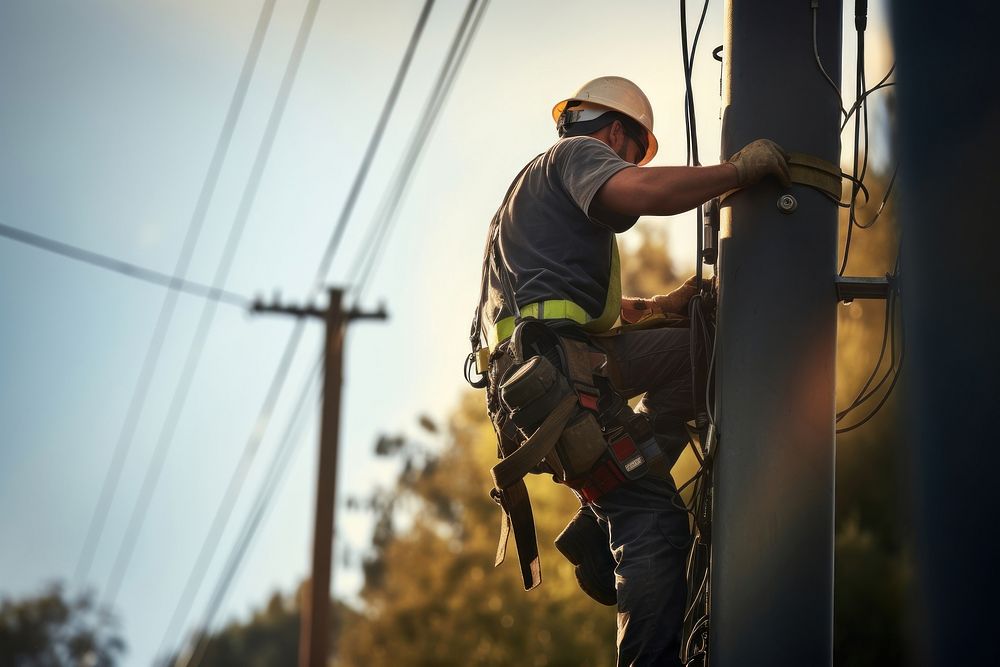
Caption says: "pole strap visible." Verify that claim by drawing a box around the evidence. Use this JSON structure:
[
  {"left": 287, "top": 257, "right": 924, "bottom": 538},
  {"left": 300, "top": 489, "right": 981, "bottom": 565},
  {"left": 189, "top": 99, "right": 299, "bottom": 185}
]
[
  {"left": 719, "top": 151, "right": 842, "bottom": 203},
  {"left": 786, "top": 151, "right": 842, "bottom": 200}
]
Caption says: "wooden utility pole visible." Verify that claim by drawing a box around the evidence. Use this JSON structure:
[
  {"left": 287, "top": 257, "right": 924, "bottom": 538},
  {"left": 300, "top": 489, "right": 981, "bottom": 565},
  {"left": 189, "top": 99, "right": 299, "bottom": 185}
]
[
  {"left": 253, "top": 288, "right": 386, "bottom": 667},
  {"left": 710, "top": 0, "right": 842, "bottom": 664}
]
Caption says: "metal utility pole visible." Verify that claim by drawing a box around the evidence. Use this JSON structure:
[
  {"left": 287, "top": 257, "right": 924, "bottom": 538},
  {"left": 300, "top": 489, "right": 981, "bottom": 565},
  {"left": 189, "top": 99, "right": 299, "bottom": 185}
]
[
  {"left": 253, "top": 288, "right": 387, "bottom": 667},
  {"left": 711, "top": 1, "right": 842, "bottom": 664},
  {"left": 893, "top": 3, "right": 999, "bottom": 664}
]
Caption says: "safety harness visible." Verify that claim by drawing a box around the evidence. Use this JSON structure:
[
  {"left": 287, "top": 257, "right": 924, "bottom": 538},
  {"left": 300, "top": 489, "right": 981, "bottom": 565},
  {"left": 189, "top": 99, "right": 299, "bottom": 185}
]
[
  {"left": 465, "top": 158, "right": 670, "bottom": 590},
  {"left": 484, "top": 320, "right": 670, "bottom": 590}
]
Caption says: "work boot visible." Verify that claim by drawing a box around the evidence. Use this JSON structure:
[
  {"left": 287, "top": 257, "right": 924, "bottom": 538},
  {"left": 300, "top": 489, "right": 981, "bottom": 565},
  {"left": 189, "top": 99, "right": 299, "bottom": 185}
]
[{"left": 554, "top": 507, "right": 616, "bottom": 606}]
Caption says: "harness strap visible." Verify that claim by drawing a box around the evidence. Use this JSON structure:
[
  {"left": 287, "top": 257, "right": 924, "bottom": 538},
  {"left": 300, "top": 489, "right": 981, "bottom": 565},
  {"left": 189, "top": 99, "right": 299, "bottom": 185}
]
[
  {"left": 490, "top": 394, "right": 577, "bottom": 590},
  {"left": 492, "top": 393, "right": 577, "bottom": 493}
]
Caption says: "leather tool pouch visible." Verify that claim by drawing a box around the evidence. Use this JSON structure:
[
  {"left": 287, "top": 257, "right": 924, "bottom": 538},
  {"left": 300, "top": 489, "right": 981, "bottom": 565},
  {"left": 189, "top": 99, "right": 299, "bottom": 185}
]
[
  {"left": 498, "top": 341, "right": 607, "bottom": 482},
  {"left": 557, "top": 412, "right": 608, "bottom": 481}
]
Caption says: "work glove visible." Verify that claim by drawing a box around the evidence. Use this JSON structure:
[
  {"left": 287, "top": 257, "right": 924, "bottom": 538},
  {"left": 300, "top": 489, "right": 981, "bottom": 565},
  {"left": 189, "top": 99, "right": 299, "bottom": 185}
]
[
  {"left": 651, "top": 275, "right": 700, "bottom": 316},
  {"left": 727, "top": 139, "right": 791, "bottom": 187}
]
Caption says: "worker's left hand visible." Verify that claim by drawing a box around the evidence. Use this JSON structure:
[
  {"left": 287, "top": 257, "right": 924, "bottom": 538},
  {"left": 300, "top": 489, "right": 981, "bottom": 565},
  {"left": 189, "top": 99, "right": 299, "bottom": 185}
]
[
  {"left": 727, "top": 139, "right": 791, "bottom": 187},
  {"left": 651, "top": 275, "right": 700, "bottom": 315}
]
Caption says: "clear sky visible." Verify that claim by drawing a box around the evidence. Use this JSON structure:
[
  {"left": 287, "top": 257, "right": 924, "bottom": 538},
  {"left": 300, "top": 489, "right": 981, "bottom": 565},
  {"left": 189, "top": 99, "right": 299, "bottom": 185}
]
[{"left": 0, "top": 1, "right": 892, "bottom": 664}]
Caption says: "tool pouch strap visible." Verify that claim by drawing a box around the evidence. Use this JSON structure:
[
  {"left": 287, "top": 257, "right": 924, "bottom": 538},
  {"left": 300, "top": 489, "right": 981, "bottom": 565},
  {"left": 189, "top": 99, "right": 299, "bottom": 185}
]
[{"left": 490, "top": 393, "right": 577, "bottom": 590}]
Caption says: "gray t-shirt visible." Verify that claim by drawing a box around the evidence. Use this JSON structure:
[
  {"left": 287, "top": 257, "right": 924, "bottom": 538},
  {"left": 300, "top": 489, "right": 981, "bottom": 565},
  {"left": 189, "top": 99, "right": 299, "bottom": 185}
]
[{"left": 483, "top": 136, "right": 636, "bottom": 328}]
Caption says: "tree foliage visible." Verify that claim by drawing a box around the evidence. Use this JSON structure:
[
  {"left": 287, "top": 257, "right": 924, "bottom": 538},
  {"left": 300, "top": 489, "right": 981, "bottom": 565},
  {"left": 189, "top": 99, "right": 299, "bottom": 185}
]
[
  {"left": 0, "top": 583, "right": 124, "bottom": 667},
  {"left": 338, "top": 394, "right": 616, "bottom": 667},
  {"left": 163, "top": 586, "right": 357, "bottom": 667}
]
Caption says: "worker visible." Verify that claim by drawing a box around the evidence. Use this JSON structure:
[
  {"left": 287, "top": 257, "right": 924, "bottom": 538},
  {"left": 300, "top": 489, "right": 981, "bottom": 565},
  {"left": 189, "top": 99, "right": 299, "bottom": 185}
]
[{"left": 471, "top": 76, "right": 789, "bottom": 667}]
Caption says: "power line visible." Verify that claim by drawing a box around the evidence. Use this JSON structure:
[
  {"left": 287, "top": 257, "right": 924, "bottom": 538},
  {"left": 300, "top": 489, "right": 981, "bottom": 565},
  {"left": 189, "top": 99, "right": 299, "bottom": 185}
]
[
  {"left": 71, "top": 0, "right": 276, "bottom": 588},
  {"left": 349, "top": 0, "right": 490, "bottom": 303},
  {"left": 154, "top": 0, "right": 437, "bottom": 657},
  {"left": 101, "top": 0, "right": 323, "bottom": 608},
  {"left": 173, "top": 353, "right": 323, "bottom": 667},
  {"left": 0, "top": 222, "right": 250, "bottom": 309},
  {"left": 164, "top": 0, "right": 488, "bottom": 657},
  {"left": 152, "top": 319, "right": 307, "bottom": 661},
  {"left": 169, "top": 2, "right": 490, "bottom": 652},
  {"left": 310, "top": 0, "right": 437, "bottom": 292}
]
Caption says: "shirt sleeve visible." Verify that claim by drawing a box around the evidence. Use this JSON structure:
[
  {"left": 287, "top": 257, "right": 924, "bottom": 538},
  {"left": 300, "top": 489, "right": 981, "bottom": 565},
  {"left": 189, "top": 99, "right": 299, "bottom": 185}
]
[{"left": 551, "top": 136, "right": 636, "bottom": 229}]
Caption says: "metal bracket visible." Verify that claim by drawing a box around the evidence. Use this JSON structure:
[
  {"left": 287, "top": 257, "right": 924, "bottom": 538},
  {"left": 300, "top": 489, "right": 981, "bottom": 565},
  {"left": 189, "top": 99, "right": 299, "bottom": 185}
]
[{"left": 835, "top": 275, "right": 891, "bottom": 302}]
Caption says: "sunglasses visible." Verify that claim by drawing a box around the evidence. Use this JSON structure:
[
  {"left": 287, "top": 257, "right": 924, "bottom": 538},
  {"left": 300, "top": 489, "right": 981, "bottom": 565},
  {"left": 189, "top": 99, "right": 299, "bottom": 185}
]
[{"left": 622, "top": 123, "right": 648, "bottom": 161}]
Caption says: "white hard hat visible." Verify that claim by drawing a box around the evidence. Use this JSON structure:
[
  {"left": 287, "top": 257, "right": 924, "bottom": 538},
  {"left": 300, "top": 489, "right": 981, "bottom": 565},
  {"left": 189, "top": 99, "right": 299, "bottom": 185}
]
[{"left": 552, "top": 76, "right": 658, "bottom": 165}]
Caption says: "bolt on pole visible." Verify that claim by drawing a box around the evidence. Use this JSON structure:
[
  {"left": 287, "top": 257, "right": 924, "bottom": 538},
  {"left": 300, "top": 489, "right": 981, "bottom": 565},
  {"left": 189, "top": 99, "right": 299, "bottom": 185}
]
[{"left": 710, "top": 0, "right": 842, "bottom": 664}]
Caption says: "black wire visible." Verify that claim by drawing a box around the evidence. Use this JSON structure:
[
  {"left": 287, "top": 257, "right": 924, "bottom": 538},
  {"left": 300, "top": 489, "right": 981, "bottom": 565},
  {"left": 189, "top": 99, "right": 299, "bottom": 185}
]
[
  {"left": 0, "top": 222, "right": 251, "bottom": 309},
  {"left": 101, "top": 0, "right": 323, "bottom": 608},
  {"left": 162, "top": 1, "right": 483, "bottom": 659},
  {"left": 836, "top": 289, "right": 894, "bottom": 421},
  {"left": 678, "top": 0, "right": 691, "bottom": 165},
  {"left": 836, "top": 248, "right": 904, "bottom": 433},
  {"left": 811, "top": 2, "right": 847, "bottom": 121},
  {"left": 679, "top": 0, "right": 708, "bottom": 168},
  {"left": 172, "top": 353, "right": 323, "bottom": 667},
  {"left": 156, "top": 1, "right": 438, "bottom": 655},
  {"left": 854, "top": 164, "right": 897, "bottom": 229},
  {"left": 310, "top": 0, "right": 437, "bottom": 293},
  {"left": 840, "top": 25, "right": 866, "bottom": 276},
  {"left": 836, "top": 324, "right": 904, "bottom": 433},
  {"left": 70, "top": 0, "right": 274, "bottom": 589},
  {"left": 842, "top": 64, "right": 894, "bottom": 130},
  {"left": 154, "top": 321, "right": 308, "bottom": 662},
  {"left": 348, "top": 0, "right": 489, "bottom": 304}
]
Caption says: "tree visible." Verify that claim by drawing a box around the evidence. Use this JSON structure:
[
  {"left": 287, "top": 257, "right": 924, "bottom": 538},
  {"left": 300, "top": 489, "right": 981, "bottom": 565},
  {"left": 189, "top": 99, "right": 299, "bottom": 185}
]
[
  {"left": 0, "top": 583, "right": 124, "bottom": 667},
  {"left": 338, "top": 394, "right": 616, "bottom": 667},
  {"left": 163, "top": 585, "right": 357, "bottom": 667}
]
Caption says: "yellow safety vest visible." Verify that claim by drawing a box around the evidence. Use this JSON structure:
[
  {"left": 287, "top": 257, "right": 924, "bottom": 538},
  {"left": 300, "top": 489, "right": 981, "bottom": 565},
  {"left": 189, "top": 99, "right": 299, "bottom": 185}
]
[{"left": 485, "top": 238, "right": 622, "bottom": 351}]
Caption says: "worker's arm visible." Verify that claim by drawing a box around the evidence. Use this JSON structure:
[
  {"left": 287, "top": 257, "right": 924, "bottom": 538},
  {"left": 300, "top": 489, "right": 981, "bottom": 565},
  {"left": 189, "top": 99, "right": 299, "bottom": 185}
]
[
  {"left": 593, "top": 163, "right": 739, "bottom": 219},
  {"left": 592, "top": 138, "right": 790, "bottom": 221}
]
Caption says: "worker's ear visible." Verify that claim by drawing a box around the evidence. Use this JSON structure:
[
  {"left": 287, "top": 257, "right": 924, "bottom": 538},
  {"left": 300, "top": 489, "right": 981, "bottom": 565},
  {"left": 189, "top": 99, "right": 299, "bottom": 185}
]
[
  {"left": 607, "top": 120, "right": 628, "bottom": 158},
  {"left": 608, "top": 119, "right": 625, "bottom": 145}
]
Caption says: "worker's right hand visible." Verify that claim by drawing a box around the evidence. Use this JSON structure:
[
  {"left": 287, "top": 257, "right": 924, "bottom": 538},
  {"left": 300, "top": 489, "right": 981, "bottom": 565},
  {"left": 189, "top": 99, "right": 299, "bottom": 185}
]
[{"left": 726, "top": 139, "right": 791, "bottom": 187}]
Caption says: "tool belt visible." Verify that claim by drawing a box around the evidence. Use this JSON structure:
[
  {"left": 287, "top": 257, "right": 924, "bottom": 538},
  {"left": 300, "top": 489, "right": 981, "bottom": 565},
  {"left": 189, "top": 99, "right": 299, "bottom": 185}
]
[{"left": 485, "top": 319, "right": 670, "bottom": 590}]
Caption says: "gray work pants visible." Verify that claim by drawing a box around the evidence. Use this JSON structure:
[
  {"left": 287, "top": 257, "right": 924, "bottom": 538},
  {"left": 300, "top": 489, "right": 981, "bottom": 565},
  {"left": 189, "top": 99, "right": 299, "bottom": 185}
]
[{"left": 590, "top": 326, "right": 694, "bottom": 667}]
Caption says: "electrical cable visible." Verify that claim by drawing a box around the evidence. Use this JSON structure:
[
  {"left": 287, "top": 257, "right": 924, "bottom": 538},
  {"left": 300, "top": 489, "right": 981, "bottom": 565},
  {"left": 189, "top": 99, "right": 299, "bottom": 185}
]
[
  {"left": 853, "top": 163, "right": 897, "bottom": 229},
  {"left": 171, "top": 0, "right": 490, "bottom": 641},
  {"left": 836, "top": 288, "right": 894, "bottom": 421},
  {"left": 811, "top": 1, "right": 847, "bottom": 121},
  {"left": 310, "top": 0, "right": 437, "bottom": 292},
  {"left": 842, "top": 63, "right": 894, "bottom": 130},
  {"left": 836, "top": 317, "right": 904, "bottom": 433},
  {"left": 349, "top": 0, "right": 487, "bottom": 303},
  {"left": 153, "top": 320, "right": 307, "bottom": 662},
  {"left": 170, "top": 353, "right": 323, "bottom": 667},
  {"left": 0, "top": 222, "right": 251, "bottom": 309},
  {"left": 154, "top": 1, "right": 437, "bottom": 656},
  {"left": 678, "top": 5, "right": 715, "bottom": 659},
  {"left": 100, "top": 0, "right": 323, "bottom": 608},
  {"left": 838, "top": 2, "right": 898, "bottom": 274},
  {"left": 71, "top": 0, "right": 276, "bottom": 588},
  {"left": 836, "top": 247, "right": 904, "bottom": 432},
  {"left": 347, "top": 0, "right": 489, "bottom": 304},
  {"left": 679, "top": 0, "right": 709, "bottom": 168}
]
